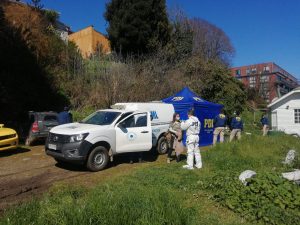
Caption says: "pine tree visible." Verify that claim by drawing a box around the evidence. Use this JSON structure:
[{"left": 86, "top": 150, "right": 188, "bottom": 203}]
[{"left": 104, "top": 0, "right": 170, "bottom": 56}]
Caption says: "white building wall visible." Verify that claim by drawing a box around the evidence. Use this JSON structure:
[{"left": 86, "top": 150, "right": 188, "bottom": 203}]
[
  {"left": 55, "top": 30, "right": 69, "bottom": 43},
  {"left": 269, "top": 92, "right": 300, "bottom": 135}
]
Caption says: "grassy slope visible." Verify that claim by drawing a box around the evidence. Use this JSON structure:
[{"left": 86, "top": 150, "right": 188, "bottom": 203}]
[{"left": 1, "top": 112, "right": 300, "bottom": 225}]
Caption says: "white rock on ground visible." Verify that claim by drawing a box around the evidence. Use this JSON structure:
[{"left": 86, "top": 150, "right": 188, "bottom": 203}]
[
  {"left": 282, "top": 170, "right": 300, "bottom": 181},
  {"left": 282, "top": 150, "right": 297, "bottom": 165},
  {"left": 239, "top": 170, "right": 257, "bottom": 186}
]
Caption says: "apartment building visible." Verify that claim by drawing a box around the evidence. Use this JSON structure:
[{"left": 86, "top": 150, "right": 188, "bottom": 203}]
[{"left": 230, "top": 62, "right": 298, "bottom": 103}]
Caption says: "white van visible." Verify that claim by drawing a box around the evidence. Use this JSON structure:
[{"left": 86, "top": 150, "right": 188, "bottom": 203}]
[{"left": 45, "top": 102, "right": 174, "bottom": 171}]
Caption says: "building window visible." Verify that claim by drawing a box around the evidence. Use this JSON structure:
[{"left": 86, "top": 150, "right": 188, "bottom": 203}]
[
  {"left": 260, "top": 75, "right": 269, "bottom": 83},
  {"left": 295, "top": 109, "right": 300, "bottom": 124},
  {"left": 277, "top": 75, "right": 282, "bottom": 81},
  {"left": 251, "top": 68, "right": 257, "bottom": 74},
  {"left": 235, "top": 69, "right": 241, "bottom": 76},
  {"left": 249, "top": 76, "right": 256, "bottom": 88},
  {"left": 263, "top": 66, "right": 270, "bottom": 72},
  {"left": 246, "top": 68, "right": 250, "bottom": 75}
]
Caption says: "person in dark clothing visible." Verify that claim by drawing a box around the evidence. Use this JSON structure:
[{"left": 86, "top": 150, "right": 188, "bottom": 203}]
[
  {"left": 230, "top": 112, "right": 244, "bottom": 142},
  {"left": 58, "top": 106, "right": 73, "bottom": 125},
  {"left": 260, "top": 113, "right": 269, "bottom": 136},
  {"left": 213, "top": 109, "right": 227, "bottom": 146}
]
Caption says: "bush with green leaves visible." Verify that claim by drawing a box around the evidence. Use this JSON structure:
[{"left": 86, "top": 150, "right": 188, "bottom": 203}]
[
  {"left": 200, "top": 172, "right": 300, "bottom": 225},
  {"left": 197, "top": 133, "right": 300, "bottom": 225}
]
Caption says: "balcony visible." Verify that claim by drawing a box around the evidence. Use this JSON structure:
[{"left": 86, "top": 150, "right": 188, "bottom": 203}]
[{"left": 275, "top": 77, "right": 298, "bottom": 88}]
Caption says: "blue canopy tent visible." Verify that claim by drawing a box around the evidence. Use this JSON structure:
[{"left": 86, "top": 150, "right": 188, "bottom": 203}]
[{"left": 162, "top": 87, "right": 223, "bottom": 146}]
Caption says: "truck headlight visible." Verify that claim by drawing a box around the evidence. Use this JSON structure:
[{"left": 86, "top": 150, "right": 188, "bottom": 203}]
[{"left": 69, "top": 133, "right": 88, "bottom": 143}]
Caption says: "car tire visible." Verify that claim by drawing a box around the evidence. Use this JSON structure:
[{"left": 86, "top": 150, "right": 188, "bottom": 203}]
[
  {"left": 86, "top": 146, "right": 109, "bottom": 172},
  {"left": 156, "top": 136, "right": 168, "bottom": 154}
]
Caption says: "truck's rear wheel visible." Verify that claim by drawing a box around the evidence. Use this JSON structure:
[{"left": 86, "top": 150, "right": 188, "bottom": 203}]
[
  {"left": 157, "top": 136, "right": 168, "bottom": 154},
  {"left": 87, "top": 146, "right": 109, "bottom": 172}
]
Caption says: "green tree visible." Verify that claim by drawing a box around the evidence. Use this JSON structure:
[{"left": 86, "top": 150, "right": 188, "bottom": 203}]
[
  {"left": 163, "top": 12, "right": 193, "bottom": 63},
  {"left": 104, "top": 0, "right": 170, "bottom": 56},
  {"left": 43, "top": 9, "right": 59, "bottom": 25},
  {"left": 181, "top": 57, "right": 246, "bottom": 115},
  {"left": 199, "top": 61, "right": 246, "bottom": 115}
]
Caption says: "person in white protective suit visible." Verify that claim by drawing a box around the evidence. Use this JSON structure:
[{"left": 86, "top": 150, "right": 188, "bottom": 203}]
[{"left": 181, "top": 109, "right": 202, "bottom": 170}]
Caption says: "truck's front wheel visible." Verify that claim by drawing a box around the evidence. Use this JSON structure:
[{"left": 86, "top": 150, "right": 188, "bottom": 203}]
[
  {"left": 156, "top": 136, "right": 168, "bottom": 154},
  {"left": 86, "top": 146, "right": 109, "bottom": 172}
]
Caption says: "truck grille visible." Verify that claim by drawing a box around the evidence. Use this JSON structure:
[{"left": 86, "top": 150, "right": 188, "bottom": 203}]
[
  {"left": 48, "top": 133, "right": 69, "bottom": 143},
  {"left": 0, "top": 134, "right": 16, "bottom": 141}
]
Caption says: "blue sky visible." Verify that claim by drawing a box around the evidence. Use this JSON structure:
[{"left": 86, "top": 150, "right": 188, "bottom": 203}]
[{"left": 25, "top": 0, "right": 300, "bottom": 79}]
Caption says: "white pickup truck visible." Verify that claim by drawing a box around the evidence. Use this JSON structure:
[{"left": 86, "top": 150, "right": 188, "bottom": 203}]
[{"left": 45, "top": 103, "right": 174, "bottom": 171}]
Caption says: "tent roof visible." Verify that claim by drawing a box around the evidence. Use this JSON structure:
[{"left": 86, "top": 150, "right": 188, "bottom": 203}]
[{"left": 162, "top": 87, "right": 222, "bottom": 108}]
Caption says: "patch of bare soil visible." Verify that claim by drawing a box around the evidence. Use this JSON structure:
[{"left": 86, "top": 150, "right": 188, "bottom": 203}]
[{"left": 0, "top": 145, "right": 164, "bottom": 213}]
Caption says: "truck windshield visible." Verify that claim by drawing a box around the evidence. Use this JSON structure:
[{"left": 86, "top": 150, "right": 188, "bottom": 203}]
[{"left": 81, "top": 111, "right": 121, "bottom": 125}]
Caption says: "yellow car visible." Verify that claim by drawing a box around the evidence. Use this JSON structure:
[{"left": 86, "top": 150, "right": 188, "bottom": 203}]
[{"left": 0, "top": 124, "right": 19, "bottom": 151}]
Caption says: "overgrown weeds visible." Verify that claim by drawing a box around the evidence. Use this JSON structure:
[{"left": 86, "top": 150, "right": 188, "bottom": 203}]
[{"left": 1, "top": 133, "right": 299, "bottom": 225}]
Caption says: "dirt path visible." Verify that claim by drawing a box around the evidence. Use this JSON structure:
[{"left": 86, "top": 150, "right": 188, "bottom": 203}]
[{"left": 0, "top": 145, "right": 165, "bottom": 212}]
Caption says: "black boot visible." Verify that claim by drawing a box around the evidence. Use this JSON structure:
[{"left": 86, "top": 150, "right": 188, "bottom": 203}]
[
  {"left": 138, "top": 152, "right": 143, "bottom": 163},
  {"left": 176, "top": 154, "right": 180, "bottom": 162}
]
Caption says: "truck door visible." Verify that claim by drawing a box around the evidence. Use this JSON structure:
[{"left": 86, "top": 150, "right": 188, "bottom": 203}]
[{"left": 115, "top": 112, "right": 152, "bottom": 153}]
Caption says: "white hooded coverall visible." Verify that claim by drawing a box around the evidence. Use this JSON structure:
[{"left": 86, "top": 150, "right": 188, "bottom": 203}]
[{"left": 181, "top": 116, "right": 202, "bottom": 169}]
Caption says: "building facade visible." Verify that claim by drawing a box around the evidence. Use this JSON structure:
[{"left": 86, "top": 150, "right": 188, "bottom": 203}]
[
  {"left": 54, "top": 21, "right": 71, "bottom": 42},
  {"left": 230, "top": 62, "right": 298, "bottom": 103},
  {"left": 68, "top": 26, "right": 111, "bottom": 58}
]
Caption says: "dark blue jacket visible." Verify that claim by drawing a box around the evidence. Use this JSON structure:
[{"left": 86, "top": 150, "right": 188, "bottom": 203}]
[
  {"left": 214, "top": 114, "right": 227, "bottom": 127},
  {"left": 260, "top": 117, "right": 269, "bottom": 126},
  {"left": 231, "top": 116, "right": 243, "bottom": 130},
  {"left": 58, "top": 111, "right": 72, "bottom": 125}
]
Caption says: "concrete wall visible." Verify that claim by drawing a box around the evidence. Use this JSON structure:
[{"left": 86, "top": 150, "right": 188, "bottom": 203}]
[
  {"left": 91, "top": 29, "right": 111, "bottom": 54},
  {"left": 68, "top": 26, "right": 110, "bottom": 58}
]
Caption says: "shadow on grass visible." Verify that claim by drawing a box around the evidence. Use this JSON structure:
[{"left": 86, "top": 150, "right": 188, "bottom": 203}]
[
  {"left": 23, "top": 139, "right": 46, "bottom": 146},
  {"left": 54, "top": 149, "right": 161, "bottom": 172},
  {"left": 54, "top": 161, "right": 88, "bottom": 172},
  {"left": 110, "top": 149, "right": 160, "bottom": 166},
  {"left": 0, "top": 147, "right": 30, "bottom": 158}
]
